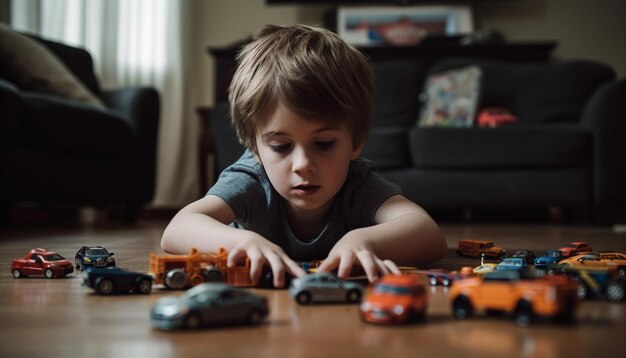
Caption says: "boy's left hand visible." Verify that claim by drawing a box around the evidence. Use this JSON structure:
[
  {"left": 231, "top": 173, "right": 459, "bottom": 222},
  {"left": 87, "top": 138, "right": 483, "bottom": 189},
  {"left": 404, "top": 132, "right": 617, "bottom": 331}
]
[{"left": 316, "top": 234, "right": 400, "bottom": 282}]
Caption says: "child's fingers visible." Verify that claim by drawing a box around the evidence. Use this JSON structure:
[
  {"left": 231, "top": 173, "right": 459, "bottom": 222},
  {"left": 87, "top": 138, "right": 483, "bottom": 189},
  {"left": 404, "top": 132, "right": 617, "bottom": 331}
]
[
  {"left": 337, "top": 252, "right": 356, "bottom": 279},
  {"left": 282, "top": 257, "right": 307, "bottom": 278},
  {"left": 228, "top": 246, "right": 263, "bottom": 284},
  {"left": 356, "top": 250, "right": 379, "bottom": 282},
  {"left": 383, "top": 259, "right": 401, "bottom": 275},
  {"left": 316, "top": 255, "right": 339, "bottom": 273},
  {"left": 262, "top": 250, "right": 286, "bottom": 288}
]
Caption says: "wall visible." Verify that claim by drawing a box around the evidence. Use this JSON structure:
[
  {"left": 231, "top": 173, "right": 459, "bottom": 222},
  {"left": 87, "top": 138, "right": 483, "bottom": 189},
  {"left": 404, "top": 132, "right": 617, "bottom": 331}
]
[{"left": 193, "top": 0, "right": 625, "bottom": 111}]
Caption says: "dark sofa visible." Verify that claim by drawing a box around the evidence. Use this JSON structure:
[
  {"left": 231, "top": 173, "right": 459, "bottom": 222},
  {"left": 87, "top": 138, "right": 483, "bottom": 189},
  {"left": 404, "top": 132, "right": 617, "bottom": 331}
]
[
  {"left": 209, "top": 57, "right": 626, "bottom": 224},
  {"left": 0, "top": 33, "right": 160, "bottom": 223}
]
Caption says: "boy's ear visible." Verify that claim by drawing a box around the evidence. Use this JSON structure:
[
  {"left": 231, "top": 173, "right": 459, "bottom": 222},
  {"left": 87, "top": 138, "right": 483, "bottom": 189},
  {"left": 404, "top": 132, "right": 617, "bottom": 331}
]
[{"left": 351, "top": 141, "right": 365, "bottom": 160}]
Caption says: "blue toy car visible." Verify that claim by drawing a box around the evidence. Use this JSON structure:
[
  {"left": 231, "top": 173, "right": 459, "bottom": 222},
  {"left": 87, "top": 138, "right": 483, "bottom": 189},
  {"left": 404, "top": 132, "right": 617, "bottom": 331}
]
[
  {"left": 83, "top": 266, "right": 153, "bottom": 295},
  {"left": 496, "top": 257, "right": 528, "bottom": 271},
  {"left": 75, "top": 246, "right": 115, "bottom": 270},
  {"left": 534, "top": 250, "right": 564, "bottom": 268}
]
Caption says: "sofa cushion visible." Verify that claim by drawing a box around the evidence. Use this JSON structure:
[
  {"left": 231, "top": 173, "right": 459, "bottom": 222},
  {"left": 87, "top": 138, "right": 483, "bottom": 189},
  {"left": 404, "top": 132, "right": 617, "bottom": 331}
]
[
  {"left": 409, "top": 125, "right": 591, "bottom": 169},
  {"left": 370, "top": 61, "right": 422, "bottom": 128},
  {"left": 21, "top": 93, "right": 133, "bottom": 159},
  {"left": 428, "top": 58, "right": 615, "bottom": 125},
  {"left": 361, "top": 126, "right": 410, "bottom": 169},
  {"left": 0, "top": 23, "right": 105, "bottom": 108}
]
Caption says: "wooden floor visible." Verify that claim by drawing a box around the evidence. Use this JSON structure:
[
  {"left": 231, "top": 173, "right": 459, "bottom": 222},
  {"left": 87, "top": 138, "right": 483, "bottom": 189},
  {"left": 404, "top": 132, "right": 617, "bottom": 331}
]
[{"left": 0, "top": 220, "right": 625, "bottom": 358}]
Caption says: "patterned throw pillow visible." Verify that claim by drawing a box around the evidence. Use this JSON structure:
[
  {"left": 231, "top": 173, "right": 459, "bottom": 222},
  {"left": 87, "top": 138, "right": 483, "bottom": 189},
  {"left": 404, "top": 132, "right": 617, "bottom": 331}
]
[{"left": 418, "top": 65, "right": 481, "bottom": 127}]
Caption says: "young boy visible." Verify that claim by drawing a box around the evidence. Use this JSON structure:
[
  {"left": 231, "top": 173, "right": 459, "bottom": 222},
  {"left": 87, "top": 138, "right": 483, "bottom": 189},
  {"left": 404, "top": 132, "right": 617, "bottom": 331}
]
[{"left": 161, "top": 24, "right": 447, "bottom": 288}]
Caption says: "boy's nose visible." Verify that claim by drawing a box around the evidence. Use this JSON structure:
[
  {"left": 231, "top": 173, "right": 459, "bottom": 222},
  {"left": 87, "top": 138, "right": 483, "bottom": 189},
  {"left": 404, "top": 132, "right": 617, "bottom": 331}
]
[{"left": 292, "top": 148, "right": 316, "bottom": 174}]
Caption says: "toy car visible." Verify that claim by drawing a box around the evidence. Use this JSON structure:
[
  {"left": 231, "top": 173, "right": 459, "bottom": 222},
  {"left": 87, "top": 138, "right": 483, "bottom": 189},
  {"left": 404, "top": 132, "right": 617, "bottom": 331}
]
[
  {"left": 557, "top": 252, "right": 626, "bottom": 277},
  {"left": 596, "top": 252, "right": 626, "bottom": 277},
  {"left": 288, "top": 272, "right": 363, "bottom": 304},
  {"left": 534, "top": 250, "right": 564, "bottom": 268},
  {"left": 75, "top": 246, "right": 115, "bottom": 270},
  {"left": 150, "top": 283, "right": 269, "bottom": 330},
  {"left": 476, "top": 107, "right": 518, "bottom": 127},
  {"left": 550, "top": 265, "right": 625, "bottom": 302},
  {"left": 456, "top": 239, "right": 506, "bottom": 260},
  {"left": 11, "top": 248, "right": 74, "bottom": 278},
  {"left": 360, "top": 274, "right": 428, "bottom": 324},
  {"left": 496, "top": 257, "right": 528, "bottom": 271},
  {"left": 558, "top": 242, "right": 592, "bottom": 258},
  {"left": 510, "top": 250, "right": 536, "bottom": 265},
  {"left": 449, "top": 270, "right": 578, "bottom": 327},
  {"left": 423, "top": 268, "right": 473, "bottom": 287},
  {"left": 82, "top": 266, "right": 153, "bottom": 295}
]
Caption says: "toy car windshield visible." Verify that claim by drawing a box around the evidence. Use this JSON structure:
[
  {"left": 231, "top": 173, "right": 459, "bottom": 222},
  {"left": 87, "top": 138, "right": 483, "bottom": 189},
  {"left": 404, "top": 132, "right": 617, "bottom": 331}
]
[
  {"left": 87, "top": 248, "right": 109, "bottom": 256},
  {"left": 374, "top": 284, "right": 413, "bottom": 295}
]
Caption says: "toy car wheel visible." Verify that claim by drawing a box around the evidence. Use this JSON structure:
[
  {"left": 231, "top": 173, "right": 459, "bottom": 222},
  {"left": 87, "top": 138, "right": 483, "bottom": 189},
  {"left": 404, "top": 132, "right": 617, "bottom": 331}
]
[
  {"left": 618, "top": 267, "right": 625, "bottom": 277},
  {"left": 202, "top": 267, "right": 223, "bottom": 282},
  {"left": 185, "top": 313, "right": 202, "bottom": 330},
  {"left": 429, "top": 276, "right": 438, "bottom": 286},
  {"left": 577, "top": 284, "right": 589, "bottom": 300},
  {"left": 44, "top": 268, "right": 54, "bottom": 279},
  {"left": 96, "top": 278, "right": 115, "bottom": 295},
  {"left": 136, "top": 279, "right": 152, "bottom": 294},
  {"left": 12, "top": 269, "right": 23, "bottom": 279},
  {"left": 456, "top": 250, "right": 464, "bottom": 257},
  {"left": 605, "top": 281, "right": 625, "bottom": 302},
  {"left": 165, "top": 269, "right": 187, "bottom": 290},
  {"left": 514, "top": 300, "right": 533, "bottom": 327},
  {"left": 75, "top": 259, "right": 81, "bottom": 270},
  {"left": 452, "top": 295, "right": 473, "bottom": 319},
  {"left": 346, "top": 289, "right": 362, "bottom": 303},
  {"left": 296, "top": 291, "right": 312, "bottom": 304}
]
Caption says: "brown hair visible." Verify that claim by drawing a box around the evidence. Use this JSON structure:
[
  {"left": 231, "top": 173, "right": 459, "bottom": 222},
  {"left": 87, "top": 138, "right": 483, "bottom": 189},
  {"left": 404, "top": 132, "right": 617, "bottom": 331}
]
[{"left": 228, "top": 24, "right": 374, "bottom": 152}]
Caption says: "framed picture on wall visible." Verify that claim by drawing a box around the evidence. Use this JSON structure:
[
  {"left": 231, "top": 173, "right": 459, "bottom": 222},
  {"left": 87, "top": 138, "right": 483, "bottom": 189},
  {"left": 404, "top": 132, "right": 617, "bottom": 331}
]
[{"left": 337, "top": 6, "right": 473, "bottom": 46}]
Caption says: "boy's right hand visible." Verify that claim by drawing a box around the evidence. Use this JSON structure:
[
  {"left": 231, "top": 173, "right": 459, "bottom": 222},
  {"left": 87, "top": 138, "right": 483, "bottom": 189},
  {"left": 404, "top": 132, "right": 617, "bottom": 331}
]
[{"left": 227, "top": 233, "right": 306, "bottom": 288}]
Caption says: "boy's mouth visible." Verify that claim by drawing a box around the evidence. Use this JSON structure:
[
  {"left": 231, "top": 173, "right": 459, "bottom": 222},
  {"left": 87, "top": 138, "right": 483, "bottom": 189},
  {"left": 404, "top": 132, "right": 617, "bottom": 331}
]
[{"left": 293, "top": 183, "right": 321, "bottom": 195}]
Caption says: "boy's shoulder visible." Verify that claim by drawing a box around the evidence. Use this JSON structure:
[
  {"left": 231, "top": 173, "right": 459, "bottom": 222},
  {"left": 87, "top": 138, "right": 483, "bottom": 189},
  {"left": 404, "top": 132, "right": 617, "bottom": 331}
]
[{"left": 349, "top": 157, "right": 377, "bottom": 177}]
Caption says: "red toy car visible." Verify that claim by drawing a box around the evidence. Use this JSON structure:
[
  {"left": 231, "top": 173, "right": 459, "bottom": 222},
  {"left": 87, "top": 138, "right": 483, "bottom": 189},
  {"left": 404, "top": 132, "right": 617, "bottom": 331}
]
[
  {"left": 558, "top": 242, "right": 593, "bottom": 258},
  {"left": 11, "top": 248, "right": 74, "bottom": 278},
  {"left": 476, "top": 107, "right": 518, "bottom": 127}
]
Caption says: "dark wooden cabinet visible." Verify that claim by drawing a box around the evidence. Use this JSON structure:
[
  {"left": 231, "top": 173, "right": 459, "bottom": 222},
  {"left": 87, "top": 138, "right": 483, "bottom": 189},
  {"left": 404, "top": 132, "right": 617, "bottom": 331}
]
[{"left": 208, "top": 40, "right": 557, "bottom": 103}]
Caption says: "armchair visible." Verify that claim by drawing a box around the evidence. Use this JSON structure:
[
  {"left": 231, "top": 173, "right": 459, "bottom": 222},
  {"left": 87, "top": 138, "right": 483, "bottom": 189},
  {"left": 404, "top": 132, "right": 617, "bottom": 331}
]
[{"left": 0, "top": 31, "right": 160, "bottom": 223}]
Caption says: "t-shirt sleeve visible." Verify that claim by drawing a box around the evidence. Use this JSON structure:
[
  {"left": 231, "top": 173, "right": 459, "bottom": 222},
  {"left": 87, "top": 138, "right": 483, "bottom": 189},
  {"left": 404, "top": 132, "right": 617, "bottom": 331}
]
[
  {"left": 345, "top": 160, "right": 402, "bottom": 226},
  {"left": 207, "top": 160, "right": 267, "bottom": 222}
]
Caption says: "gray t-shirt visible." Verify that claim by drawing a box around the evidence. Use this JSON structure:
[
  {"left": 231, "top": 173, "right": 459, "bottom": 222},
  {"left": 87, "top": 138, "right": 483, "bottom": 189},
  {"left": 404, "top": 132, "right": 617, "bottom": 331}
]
[{"left": 207, "top": 151, "right": 401, "bottom": 261}]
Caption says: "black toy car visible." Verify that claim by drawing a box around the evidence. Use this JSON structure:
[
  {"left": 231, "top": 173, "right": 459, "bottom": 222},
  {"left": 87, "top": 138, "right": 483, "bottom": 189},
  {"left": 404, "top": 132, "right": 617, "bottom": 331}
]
[
  {"left": 75, "top": 246, "right": 115, "bottom": 270},
  {"left": 83, "top": 266, "right": 152, "bottom": 295}
]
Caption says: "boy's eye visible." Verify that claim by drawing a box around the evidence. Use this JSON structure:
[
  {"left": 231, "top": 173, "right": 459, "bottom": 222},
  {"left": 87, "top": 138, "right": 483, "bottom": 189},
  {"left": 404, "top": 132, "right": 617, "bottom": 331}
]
[
  {"left": 270, "top": 143, "right": 291, "bottom": 153},
  {"left": 315, "top": 140, "right": 335, "bottom": 150}
]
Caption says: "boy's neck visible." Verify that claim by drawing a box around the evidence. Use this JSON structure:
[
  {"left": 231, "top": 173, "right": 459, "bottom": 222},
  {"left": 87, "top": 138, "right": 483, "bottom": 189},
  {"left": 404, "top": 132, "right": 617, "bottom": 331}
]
[{"left": 283, "top": 200, "right": 332, "bottom": 242}]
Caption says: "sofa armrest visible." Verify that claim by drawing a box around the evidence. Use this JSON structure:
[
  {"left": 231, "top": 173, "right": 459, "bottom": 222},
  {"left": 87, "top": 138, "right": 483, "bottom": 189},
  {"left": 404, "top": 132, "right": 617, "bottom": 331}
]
[
  {"left": 101, "top": 87, "right": 160, "bottom": 202},
  {"left": 580, "top": 78, "right": 626, "bottom": 221},
  {"left": 0, "top": 79, "right": 22, "bottom": 143}
]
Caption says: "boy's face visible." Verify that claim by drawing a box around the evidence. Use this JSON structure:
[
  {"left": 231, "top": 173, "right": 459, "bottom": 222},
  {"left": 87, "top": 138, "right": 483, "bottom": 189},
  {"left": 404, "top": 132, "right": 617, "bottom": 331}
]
[{"left": 255, "top": 103, "right": 362, "bottom": 218}]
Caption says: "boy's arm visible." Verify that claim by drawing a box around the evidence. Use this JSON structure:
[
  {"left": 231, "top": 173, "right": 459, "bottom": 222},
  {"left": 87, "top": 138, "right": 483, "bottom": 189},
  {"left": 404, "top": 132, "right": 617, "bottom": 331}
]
[
  {"left": 161, "top": 195, "right": 306, "bottom": 287},
  {"left": 317, "top": 194, "right": 447, "bottom": 282}
]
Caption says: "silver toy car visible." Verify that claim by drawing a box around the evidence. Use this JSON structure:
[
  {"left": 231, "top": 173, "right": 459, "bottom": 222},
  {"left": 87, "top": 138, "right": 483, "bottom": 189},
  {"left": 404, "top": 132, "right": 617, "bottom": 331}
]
[
  {"left": 288, "top": 272, "right": 364, "bottom": 304},
  {"left": 150, "top": 283, "right": 269, "bottom": 330}
]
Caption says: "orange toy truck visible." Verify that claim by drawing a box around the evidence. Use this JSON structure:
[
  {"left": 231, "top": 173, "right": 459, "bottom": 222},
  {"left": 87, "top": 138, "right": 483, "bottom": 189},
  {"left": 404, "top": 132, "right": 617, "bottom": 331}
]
[
  {"left": 149, "top": 248, "right": 253, "bottom": 289},
  {"left": 449, "top": 270, "right": 579, "bottom": 326},
  {"left": 456, "top": 239, "right": 506, "bottom": 260}
]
